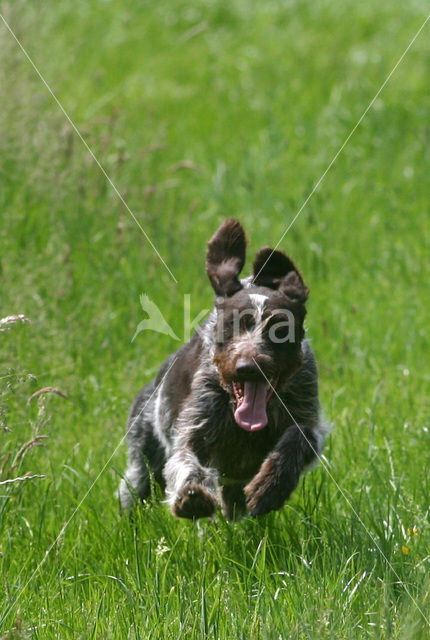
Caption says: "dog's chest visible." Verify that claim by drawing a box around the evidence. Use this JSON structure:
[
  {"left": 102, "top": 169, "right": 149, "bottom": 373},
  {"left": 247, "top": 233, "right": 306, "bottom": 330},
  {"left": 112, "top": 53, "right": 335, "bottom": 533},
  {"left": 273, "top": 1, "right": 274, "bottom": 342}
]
[{"left": 208, "top": 425, "right": 277, "bottom": 482}]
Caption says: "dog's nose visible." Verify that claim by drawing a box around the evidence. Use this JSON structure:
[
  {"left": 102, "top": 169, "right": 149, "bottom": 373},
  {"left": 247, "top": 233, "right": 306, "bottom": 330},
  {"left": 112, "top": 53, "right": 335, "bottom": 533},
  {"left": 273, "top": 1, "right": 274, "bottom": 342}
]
[{"left": 235, "top": 358, "right": 259, "bottom": 377}]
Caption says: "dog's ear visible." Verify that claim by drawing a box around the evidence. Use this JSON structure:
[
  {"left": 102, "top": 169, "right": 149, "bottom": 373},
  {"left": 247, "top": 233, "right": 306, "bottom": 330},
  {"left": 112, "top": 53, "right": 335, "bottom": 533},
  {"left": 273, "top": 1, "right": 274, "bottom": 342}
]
[
  {"left": 253, "top": 247, "right": 309, "bottom": 302},
  {"left": 206, "top": 219, "right": 247, "bottom": 297}
]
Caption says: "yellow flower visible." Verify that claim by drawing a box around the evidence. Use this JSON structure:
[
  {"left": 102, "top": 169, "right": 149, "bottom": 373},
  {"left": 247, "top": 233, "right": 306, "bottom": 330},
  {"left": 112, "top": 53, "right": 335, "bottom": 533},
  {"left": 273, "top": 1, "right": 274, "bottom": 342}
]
[{"left": 401, "top": 546, "right": 409, "bottom": 555}]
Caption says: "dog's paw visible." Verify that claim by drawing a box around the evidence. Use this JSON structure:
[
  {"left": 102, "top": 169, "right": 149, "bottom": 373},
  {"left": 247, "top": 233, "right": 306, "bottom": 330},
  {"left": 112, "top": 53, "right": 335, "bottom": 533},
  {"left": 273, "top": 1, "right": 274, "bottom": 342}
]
[
  {"left": 172, "top": 483, "right": 216, "bottom": 519},
  {"left": 244, "top": 457, "right": 297, "bottom": 517}
]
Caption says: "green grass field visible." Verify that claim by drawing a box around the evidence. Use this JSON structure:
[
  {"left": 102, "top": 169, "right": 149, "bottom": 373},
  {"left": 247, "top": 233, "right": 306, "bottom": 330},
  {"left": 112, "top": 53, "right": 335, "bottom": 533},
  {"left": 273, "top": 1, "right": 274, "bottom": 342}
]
[{"left": 1, "top": 1, "right": 429, "bottom": 637}]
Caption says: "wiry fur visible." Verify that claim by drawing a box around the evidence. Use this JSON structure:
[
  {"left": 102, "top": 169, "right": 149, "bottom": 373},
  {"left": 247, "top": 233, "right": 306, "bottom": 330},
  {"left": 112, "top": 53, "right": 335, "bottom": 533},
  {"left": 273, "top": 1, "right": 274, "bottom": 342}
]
[{"left": 119, "top": 219, "right": 329, "bottom": 520}]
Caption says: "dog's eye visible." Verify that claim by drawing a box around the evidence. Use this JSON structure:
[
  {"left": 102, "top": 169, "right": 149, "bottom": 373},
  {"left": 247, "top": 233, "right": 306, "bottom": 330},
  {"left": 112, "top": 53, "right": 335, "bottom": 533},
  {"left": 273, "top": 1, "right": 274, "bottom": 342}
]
[
  {"left": 239, "top": 314, "right": 255, "bottom": 331},
  {"left": 267, "top": 315, "right": 294, "bottom": 344},
  {"left": 215, "top": 319, "right": 233, "bottom": 345},
  {"left": 270, "top": 325, "right": 289, "bottom": 341}
]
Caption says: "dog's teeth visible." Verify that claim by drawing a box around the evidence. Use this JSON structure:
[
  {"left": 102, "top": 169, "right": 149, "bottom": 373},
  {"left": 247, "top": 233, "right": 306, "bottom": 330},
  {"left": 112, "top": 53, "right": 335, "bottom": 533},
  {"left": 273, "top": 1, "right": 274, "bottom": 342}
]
[
  {"left": 233, "top": 382, "right": 243, "bottom": 402},
  {"left": 233, "top": 382, "right": 244, "bottom": 399}
]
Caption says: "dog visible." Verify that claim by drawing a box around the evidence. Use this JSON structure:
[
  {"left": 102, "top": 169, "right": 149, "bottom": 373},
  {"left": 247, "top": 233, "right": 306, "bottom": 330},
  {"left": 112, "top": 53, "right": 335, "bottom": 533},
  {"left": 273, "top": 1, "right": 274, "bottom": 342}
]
[{"left": 119, "top": 219, "right": 327, "bottom": 520}]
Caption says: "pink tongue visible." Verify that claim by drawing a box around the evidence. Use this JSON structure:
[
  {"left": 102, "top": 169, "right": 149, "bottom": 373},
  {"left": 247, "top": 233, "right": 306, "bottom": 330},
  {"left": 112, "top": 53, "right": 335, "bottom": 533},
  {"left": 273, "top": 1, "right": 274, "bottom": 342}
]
[{"left": 234, "top": 381, "right": 268, "bottom": 431}]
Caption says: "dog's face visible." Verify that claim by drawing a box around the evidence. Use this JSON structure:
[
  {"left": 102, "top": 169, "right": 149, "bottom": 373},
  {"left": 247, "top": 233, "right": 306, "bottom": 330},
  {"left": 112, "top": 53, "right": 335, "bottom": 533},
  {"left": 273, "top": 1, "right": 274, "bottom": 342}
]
[{"left": 206, "top": 219, "right": 309, "bottom": 432}]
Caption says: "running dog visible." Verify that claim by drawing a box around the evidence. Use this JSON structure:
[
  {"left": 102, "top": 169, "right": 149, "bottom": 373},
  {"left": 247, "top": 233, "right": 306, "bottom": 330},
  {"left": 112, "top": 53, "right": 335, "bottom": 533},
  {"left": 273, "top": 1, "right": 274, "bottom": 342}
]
[{"left": 119, "top": 219, "right": 327, "bottom": 520}]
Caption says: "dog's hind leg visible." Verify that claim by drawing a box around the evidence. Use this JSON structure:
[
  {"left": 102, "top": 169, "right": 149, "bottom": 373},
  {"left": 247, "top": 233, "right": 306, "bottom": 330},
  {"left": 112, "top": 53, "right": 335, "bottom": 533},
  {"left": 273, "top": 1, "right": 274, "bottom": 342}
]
[
  {"left": 119, "top": 382, "right": 166, "bottom": 510},
  {"left": 220, "top": 483, "right": 247, "bottom": 521},
  {"left": 119, "top": 428, "right": 167, "bottom": 510},
  {"left": 119, "top": 459, "right": 151, "bottom": 509},
  {"left": 163, "top": 449, "right": 219, "bottom": 519}
]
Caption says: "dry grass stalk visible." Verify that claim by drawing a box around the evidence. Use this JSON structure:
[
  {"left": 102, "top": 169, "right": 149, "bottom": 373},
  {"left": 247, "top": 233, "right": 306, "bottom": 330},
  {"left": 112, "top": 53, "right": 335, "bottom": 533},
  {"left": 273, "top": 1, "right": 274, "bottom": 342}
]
[{"left": 0, "top": 315, "right": 30, "bottom": 332}]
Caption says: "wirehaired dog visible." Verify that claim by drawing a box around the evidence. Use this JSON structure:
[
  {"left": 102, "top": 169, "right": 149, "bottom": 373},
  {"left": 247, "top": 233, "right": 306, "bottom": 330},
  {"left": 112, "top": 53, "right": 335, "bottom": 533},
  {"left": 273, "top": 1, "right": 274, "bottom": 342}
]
[{"left": 119, "top": 219, "right": 327, "bottom": 520}]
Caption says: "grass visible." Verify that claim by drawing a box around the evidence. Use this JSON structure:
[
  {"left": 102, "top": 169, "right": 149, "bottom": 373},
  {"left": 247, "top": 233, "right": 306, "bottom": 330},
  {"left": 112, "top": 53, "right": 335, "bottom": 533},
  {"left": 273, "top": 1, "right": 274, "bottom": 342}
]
[{"left": 0, "top": 0, "right": 429, "bottom": 637}]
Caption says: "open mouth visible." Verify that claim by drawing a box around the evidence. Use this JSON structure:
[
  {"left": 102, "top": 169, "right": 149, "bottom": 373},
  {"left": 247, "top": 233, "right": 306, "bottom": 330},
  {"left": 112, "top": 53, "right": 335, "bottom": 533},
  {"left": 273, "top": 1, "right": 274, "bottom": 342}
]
[{"left": 232, "top": 378, "right": 278, "bottom": 432}]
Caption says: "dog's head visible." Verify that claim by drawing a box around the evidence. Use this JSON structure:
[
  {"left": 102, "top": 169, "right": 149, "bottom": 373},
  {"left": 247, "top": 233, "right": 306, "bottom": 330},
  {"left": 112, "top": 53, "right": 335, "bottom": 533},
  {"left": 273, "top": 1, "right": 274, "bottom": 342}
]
[{"left": 206, "top": 219, "right": 309, "bottom": 432}]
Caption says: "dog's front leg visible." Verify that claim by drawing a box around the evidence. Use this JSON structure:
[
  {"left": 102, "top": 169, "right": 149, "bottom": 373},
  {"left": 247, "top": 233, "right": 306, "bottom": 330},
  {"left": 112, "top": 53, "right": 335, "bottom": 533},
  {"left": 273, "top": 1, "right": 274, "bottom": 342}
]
[
  {"left": 244, "top": 425, "right": 319, "bottom": 516},
  {"left": 164, "top": 447, "right": 219, "bottom": 519}
]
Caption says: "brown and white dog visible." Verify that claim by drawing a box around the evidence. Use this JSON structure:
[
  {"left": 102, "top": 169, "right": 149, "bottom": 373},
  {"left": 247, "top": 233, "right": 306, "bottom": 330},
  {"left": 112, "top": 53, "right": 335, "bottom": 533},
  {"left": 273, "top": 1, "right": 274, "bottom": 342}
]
[{"left": 119, "top": 219, "right": 327, "bottom": 520}]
